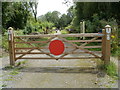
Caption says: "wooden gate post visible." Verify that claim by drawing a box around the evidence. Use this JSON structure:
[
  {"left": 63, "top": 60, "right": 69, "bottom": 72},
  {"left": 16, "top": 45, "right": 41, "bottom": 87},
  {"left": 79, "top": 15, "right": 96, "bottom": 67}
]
[
  {"left": 102, "top": 25, "right": 111, "bottom": 64},
  {"left": 8, "top": 27, "right": 15, "bottom": 65}
]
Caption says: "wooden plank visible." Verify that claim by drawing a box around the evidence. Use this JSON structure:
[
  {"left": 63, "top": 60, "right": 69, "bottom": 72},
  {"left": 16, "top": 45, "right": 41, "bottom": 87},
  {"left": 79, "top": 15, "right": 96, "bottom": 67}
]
[
  {"left": 67, "top": 40, "right": 102, "bottom": 42},
  {"left": 14, "top": 33, "right": 103, "bottom": 38},
  {"left": 15, "top": 51, "right": 101, "bottom": 54},
  {"left": 15, "top": 47, "right": 47, "bottom": 49},
  {"left": 15, "top": 52, "right": 50, "bottom": 54},
  {"left": 80, "top": 37, "right": 98, "bottom": 46},
  {"left": 102, "top": 29, "right": 106, "bottom": 60},
  {"left": 16, "top": 49, "right": 34, "bottom": 60},
  {"left": 79, "top": 46, "right": 102, "bottom": 48},
  {"left": 14, "top": 41, "right": 47, "bottom": 44},
  {"left": 15, "top": 46, "right": 101, "bottom": 50},
  {"left": 16, "top": 57, "right": 101, "bottom": 60},
  {"left": 15, "top": 36, "right": 56, "bottom": 44}
]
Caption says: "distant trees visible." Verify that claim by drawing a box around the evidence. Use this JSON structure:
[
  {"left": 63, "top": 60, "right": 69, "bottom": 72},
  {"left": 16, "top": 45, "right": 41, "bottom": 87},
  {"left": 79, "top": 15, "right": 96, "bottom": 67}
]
[
  {"left": 2, "top": 1, "right": 120, "bottom": 34},
  {"left": 66, "top": 2, "right": 120, "bottom": 33},
  {"left": 38, "top": 11, "right": 72, "bottom": 29}
]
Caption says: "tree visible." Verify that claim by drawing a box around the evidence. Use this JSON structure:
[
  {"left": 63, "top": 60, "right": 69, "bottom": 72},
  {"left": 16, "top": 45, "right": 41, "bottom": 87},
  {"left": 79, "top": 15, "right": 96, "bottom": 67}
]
[
  {"left": 59, "top": 14, "right": 72, "bottom": 28},
  {"left": 38, "top": 11, "right": 61, "bottom": 28},
  {"left": 29, "top": 2, "right": 38, "bottom": 22},
  {"left": 2, "top": 2, "right": 31, "bottom": 29},
  {"left": 72, "top": 2, "right": 120, "bottom": 33}
]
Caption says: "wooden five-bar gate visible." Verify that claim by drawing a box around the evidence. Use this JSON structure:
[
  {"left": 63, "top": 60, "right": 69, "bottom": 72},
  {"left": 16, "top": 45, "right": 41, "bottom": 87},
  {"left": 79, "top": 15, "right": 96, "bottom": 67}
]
[{"left": 8, "top": 25, "right": 111, "bottom": 65}]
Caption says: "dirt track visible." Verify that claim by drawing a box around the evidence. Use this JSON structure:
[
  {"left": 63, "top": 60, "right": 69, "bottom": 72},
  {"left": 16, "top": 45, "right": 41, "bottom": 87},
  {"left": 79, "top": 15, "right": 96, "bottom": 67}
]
[{"left": 1, "top": 55, "right": 118, "bottom": 88}]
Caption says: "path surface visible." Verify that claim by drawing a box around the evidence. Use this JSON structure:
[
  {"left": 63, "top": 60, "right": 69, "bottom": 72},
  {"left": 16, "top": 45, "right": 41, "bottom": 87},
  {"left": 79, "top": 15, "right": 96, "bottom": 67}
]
[
  {"left": 2, "top": 57, "right": 100, "bottom": 88},
  {"left": 1, "top": 56, "right": 118, "bottom": 88},
  {"left": 0, "top": 31, "right": 118, "bottom": 88}
]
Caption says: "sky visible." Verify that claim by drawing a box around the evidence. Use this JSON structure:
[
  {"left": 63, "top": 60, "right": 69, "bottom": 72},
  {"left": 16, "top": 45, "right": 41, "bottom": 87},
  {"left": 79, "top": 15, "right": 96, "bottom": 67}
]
[{"left": 37, "top": 0, "right": 73, "bottom": 17}]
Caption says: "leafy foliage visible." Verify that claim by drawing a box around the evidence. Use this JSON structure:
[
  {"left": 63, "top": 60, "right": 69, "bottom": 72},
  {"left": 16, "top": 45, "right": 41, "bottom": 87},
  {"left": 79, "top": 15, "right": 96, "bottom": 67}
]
[{"left": 2, "top": 2, "right": 31, "bottom": 29}]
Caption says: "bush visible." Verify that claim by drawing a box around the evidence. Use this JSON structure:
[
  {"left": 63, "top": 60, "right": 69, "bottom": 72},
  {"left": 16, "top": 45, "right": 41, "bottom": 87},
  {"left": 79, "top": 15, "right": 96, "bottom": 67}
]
[
  {"left": 105, "top": 62, "right": 118, "bottom": 77},
  {"left": 2, "top": 33, "right": 9, "bottom": 51}
]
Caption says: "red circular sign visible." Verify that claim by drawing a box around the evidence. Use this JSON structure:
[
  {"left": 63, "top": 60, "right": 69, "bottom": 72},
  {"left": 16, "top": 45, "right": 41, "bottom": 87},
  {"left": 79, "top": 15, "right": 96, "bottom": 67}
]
[{"left": 49, "top": 40, "right": 64, "bottom": 55}]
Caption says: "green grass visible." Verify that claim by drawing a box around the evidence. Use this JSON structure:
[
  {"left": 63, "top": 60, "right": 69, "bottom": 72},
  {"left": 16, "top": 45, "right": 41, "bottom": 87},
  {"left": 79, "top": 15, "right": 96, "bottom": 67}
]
[
  {"left": 105, "top": 62, "right": 118, "bottom": 77},
  {"left": 98, "top": 61, "right": 118, "bottom": 77},
  {"left": 111, "top": 46, "right": 120, "bottom": 57},
  {"left": 2, "top": 84, "right": 7, "bottom": 87},
  {"left": 9, "top": 70, "right": 19, "bottom": 75},
  {"left": 4, "top": 65, "right": 14, "bottom": 70},
  {"left": 16, "top": 60, "right": 27, "bottom": 66},
  {"left": 51, "top": 31, "right": 56, "bottom": 34},
  {"left": 61, "top": 30, "right": 68, "bottom": 34}
]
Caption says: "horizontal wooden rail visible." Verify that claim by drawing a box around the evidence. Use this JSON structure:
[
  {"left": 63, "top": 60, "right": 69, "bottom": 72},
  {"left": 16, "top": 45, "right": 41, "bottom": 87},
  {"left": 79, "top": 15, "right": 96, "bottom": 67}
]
[
  {"left": 15, "top": 51, "right": 101, "bottom": 54},
  {"left": 68, "top": 40, "right": 102, "bottom": 42},
  {"left": 14, "top": 41, "right": 47, "bottom": 44},
  {"left": 14, "top": 33, "right": 104, "bottom": 38},
  {"left": 16, "top": 57, "right": 101, "bottom": 60},
  {"left": 15, "top": 47, "right": 47, "bottom": 49},
  {"left": 15, "top": 46, "right": 101, "bottom": 50},
  {"left": 14, "top": 40, "right": 102, "bottom": 44},
  {"left": 15, "top": 52, "right": 50, "bottom": 54},
  {"left": 79, "top": 46, "right": 101, "bottom": 48}
]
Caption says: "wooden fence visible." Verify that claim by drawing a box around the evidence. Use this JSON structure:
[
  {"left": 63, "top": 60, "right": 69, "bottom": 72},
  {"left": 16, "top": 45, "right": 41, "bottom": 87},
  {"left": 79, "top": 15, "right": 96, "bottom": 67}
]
[{"left": 8, "top": 25, "right": 111, "bottom": 65}]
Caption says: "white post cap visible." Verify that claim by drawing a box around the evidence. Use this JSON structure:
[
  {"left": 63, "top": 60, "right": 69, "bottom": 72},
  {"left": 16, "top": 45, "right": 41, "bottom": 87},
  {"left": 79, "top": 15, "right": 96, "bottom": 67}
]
[
  {"left": 105, "top": 25, "right": 111, "bottom": 28},
  {"left": 8, "top": 27, "right": 13, "bottom": 30}
]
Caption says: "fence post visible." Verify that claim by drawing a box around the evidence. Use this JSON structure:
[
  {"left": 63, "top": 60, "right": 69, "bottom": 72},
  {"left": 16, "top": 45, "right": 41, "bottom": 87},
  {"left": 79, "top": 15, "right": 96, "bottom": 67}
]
[
  {"left": 102, "top": 25, "right": 111, "bottom": 64},
  {"left": 102, "top": 29, "right": 105, "bottom": 60},
  {"left": 8, "top": 27, "right": 15, "bottom": 65}
]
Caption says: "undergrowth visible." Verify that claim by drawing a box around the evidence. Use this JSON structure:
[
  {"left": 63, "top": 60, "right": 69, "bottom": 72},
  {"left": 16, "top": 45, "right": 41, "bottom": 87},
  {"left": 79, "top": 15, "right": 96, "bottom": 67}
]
[{"left": 98, "top": 61, "right": 118, "bottom": 77}]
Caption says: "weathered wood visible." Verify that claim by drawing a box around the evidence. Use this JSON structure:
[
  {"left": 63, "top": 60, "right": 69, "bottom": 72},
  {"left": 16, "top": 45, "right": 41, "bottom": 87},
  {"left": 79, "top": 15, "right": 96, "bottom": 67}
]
[
  {"left": 14, "top": 33, "right": 103, "bottom": 38},
  {"left": 16, "top": 49, "right": 34, "bottom": 60},
  {"left": 58, "top": 36, "right": 100, "bottom": 58},
  {"left": 15, "top": 45, "right": 101, "bottom": 50},
  {"left": 15, "top": 51, "right": 102, "bottom": 54},
  {"left": 15, "top": 37, "right": 56, "bottom": 59},
  {"left": 8, "top": 27, "right": 15, "bottom": 65},
  {"left": 79, "top": 46, "right": 101, "bottom": 48},
  {"left": 14, "top": 41, "right": 47, "bottom": 44},
  {"left": 103, "top": 25, "right": 111, "bottom": 64},
  {"left": 67, "top": 40, "right": 102, "bottom": 42},
  {"left": 80, "top": 37, "right": 98, "bottom": 46},
  {"left": 15, "top": 47, "right": 47, "bottom": 49},
  {"left": 8, "top": 27, "right": 110, "bottom": 65},
  {"left": 15, "top": 52, "right": 50, "bottom": 54},
  {"left": 15, "top": 36, "right": 55, "bottom": 44},
  {"left": 15, "top": 40, "right": 102, "bottom": 44},
  {"left": 102, "top": 29, "right": 106, "bottom": 60},
  {"left": 16, "top": 57, "right": 101, "bottom": 60}
]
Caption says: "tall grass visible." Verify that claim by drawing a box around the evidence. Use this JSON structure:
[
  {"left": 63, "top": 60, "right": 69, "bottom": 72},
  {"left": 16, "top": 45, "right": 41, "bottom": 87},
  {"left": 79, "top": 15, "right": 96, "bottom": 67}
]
[{"left": 98, "top": 61, "right": 118, "bottom": 77}]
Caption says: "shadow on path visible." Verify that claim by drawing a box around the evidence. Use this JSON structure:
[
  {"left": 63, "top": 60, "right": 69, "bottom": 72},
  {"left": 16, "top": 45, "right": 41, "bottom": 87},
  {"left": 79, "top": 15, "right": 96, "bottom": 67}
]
[{"left": 17, "top": 67, "right": 99, "bottom": 74}]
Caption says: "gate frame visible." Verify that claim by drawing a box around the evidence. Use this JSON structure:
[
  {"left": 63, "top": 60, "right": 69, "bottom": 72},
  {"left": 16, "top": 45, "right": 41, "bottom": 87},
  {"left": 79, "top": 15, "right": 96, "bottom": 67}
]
[{"left": 8, "top": 25, "right": 111, "bottom": 66}]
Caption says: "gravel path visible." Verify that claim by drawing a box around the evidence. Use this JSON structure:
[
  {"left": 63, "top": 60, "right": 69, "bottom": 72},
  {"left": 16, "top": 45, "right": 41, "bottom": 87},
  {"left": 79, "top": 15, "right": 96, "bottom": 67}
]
[
  {"left": 1, "top": 57, "right": 100, "bottom": 88},
  {"left": 1, "top": 56, "right": 118, "bottom": 88}
]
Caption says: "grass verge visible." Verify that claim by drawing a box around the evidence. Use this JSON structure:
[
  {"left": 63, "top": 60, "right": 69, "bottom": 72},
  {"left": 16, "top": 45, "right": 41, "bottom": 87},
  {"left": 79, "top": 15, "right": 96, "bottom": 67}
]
[{"left": 98, "top": 61, "right": 118, "bottom": 78}]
